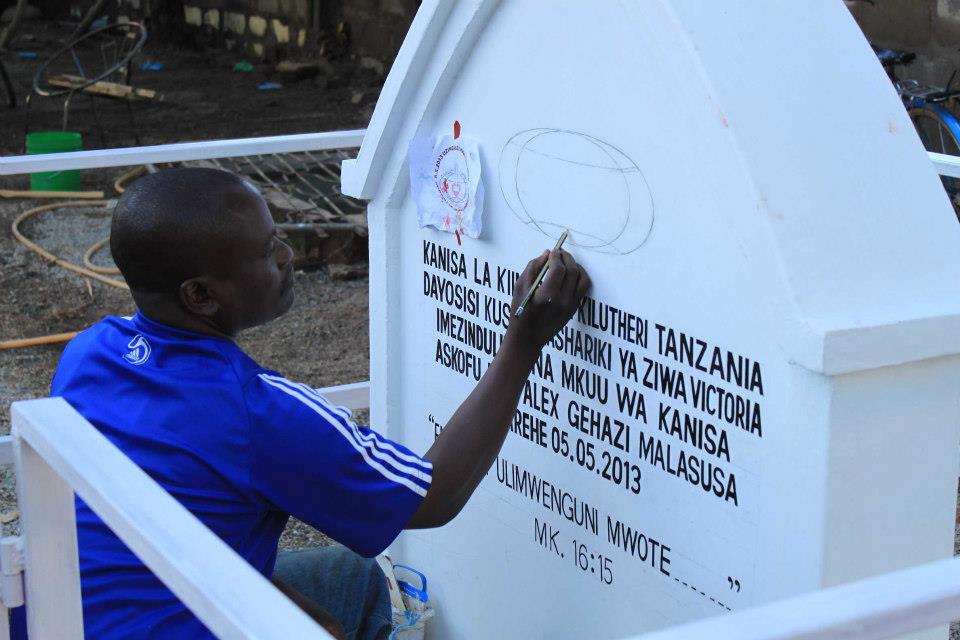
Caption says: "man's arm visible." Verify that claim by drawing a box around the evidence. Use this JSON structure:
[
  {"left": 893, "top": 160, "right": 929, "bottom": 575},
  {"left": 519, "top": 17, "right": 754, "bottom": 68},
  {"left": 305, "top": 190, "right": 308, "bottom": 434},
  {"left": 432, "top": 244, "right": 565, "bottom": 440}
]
[{"left": 407, "top": 249, "right": 590, "bottom": 528}]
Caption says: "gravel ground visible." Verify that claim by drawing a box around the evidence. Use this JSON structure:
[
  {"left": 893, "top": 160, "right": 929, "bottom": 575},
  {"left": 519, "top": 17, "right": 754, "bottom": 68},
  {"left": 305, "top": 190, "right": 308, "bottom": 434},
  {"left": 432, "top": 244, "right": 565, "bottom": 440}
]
[{"left": 0, "top": 168, "right": 370, "bottom": 550}]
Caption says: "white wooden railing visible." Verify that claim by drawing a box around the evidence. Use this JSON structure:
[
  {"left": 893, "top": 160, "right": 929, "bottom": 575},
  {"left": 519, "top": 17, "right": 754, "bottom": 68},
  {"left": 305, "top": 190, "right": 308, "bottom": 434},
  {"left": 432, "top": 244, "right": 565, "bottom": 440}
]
[
  {"left": 0, "top": 130, "right": 366, "bottom": 175},
  {"left": 1, "top": 134, "right": 959, "bottom": 639},
  {"left": 0, "top": 437, "right": 21, "bottom": 640},
  {"left": 9, "top": 380, "right": 368, "bottom": 640},
  {"left": 628, "top": 558, "right": 960, "bottom": 640},
  {"left": 931, "top": 152, "right": 960, "bottom": 179},
  {"left": 12, "top": 398, "right": 330, "bottom": 639}
]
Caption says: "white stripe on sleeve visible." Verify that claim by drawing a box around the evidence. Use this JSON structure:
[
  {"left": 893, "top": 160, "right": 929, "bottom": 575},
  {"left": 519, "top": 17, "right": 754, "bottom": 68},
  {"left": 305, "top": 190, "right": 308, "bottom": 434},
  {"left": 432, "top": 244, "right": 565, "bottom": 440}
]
[
  {"left": 258, "top": 375, "right": 430, "bottom": 495},
  {"left": 284, "top": 379, "right": 433, "bottom": 473},
  {"left": 262, "top": 375, "right": 432, "bottom": 477}
]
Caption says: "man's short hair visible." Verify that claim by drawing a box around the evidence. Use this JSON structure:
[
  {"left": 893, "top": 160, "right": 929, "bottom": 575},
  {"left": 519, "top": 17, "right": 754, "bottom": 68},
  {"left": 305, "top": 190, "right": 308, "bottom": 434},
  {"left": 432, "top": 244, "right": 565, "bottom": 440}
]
[{"left": 110, "top": 167, "right": 259, "bottom": 294}]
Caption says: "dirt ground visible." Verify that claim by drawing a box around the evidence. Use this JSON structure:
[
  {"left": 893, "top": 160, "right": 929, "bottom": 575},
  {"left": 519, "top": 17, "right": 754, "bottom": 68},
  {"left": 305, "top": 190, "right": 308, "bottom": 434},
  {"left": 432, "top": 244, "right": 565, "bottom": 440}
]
[
  {"left": 0, "top": 18, "right": 379, "bottom": 549},
  {"left": 0, "top": 20, "right": 382, "bottom": 156}
]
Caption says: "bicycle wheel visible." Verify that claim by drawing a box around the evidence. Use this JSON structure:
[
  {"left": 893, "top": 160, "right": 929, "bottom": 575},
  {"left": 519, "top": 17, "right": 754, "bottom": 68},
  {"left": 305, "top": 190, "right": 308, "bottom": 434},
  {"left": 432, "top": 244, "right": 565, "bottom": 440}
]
[
  {"left": 909, "top": 104, "right": 960, "bottom": 215},
  {"left": 32, "top": 22, "right": 147, "bottom": 97}
]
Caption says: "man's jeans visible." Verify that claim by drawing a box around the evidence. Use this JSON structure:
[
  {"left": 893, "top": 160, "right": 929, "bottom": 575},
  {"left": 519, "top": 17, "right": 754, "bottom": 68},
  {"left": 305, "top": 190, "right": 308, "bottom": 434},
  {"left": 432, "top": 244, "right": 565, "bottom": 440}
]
[{"left": 274, "top": 545, "right": 392, "bottom": 640}]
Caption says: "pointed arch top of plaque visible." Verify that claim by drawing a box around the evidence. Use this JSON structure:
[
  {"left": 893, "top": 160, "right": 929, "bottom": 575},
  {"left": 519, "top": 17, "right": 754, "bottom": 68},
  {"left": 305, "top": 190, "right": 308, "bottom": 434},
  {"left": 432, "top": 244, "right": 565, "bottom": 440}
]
[{"left": 343, "top": 0, "right": 960, "bottom": 375}]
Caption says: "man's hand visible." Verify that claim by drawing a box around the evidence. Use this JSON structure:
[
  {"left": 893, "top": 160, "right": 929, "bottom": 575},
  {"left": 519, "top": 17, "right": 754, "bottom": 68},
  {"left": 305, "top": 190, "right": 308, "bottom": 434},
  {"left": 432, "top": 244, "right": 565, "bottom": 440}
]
[
  {"left": 408, "top": 248, "right": 590, "bottom": 529},
  {"left": 506, "top": 249, "right": 591, "bottom": 357}
]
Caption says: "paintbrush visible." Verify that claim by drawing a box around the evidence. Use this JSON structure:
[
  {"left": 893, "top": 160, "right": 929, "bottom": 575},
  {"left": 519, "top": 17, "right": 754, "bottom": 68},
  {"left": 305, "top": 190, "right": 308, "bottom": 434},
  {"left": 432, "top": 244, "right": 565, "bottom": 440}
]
[{"left": 515, "top": 229, "right": 569, "bottom": 318}]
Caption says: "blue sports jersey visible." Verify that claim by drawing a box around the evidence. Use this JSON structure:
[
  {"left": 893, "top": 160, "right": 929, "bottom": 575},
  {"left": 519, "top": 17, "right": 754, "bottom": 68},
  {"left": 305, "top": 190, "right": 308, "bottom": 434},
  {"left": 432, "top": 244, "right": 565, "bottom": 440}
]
[{"left": 46, "top": 311, "right": 431, "bottom": 638}]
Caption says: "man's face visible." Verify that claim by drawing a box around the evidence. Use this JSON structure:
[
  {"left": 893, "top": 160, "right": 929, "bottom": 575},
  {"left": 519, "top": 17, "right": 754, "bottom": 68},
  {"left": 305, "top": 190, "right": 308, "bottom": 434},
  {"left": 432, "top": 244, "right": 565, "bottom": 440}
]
[{"left": 205, "top": 187, "right": 295, "bottom": 334}]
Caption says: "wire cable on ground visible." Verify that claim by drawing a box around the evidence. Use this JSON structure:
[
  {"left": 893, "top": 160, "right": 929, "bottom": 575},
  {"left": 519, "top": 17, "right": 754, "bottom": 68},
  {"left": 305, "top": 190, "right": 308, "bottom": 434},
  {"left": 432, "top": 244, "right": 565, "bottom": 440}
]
[
  {"left": 113, "top": 165, "right": 146, "bottom": 194},
  {"left": 11, "top": 200, "right": 128, "bottom": 290},
  {"left": 83, "top": 237, "right": 120, "bottom": 275},
  {"left": 4, "top": 200, "right": 129, "bottom": 350},
  {"left": 0, "top": 189, "right": 105, "bottom": 199},
  {"left": 0, "top": 332, "right": 79, "bottom": 350}
]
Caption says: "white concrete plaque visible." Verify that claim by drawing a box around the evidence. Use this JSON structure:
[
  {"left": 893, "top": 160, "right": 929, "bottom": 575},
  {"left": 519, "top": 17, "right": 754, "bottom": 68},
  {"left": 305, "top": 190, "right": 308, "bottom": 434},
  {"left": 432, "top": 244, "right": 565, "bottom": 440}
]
[{"left": 343, "top": 2, "right": 960, "bottom": 638}]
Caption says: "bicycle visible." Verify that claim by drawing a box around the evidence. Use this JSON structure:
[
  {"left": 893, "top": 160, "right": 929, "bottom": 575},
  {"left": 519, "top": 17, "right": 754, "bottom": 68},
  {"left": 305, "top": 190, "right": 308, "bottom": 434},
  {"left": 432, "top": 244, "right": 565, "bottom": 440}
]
[{"left": 875, "top": 45, "right": 960, "bottom": 214}]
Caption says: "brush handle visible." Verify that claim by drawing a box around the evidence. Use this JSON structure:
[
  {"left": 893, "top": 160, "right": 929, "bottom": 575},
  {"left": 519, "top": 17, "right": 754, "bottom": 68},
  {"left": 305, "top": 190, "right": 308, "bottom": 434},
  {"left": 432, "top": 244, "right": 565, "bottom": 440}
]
[
  {"left": 514, "top": 230, "right": 569, "bottom": 318},
  {"left": 514, "top": 263, "right": 550, "bottom": 317}
]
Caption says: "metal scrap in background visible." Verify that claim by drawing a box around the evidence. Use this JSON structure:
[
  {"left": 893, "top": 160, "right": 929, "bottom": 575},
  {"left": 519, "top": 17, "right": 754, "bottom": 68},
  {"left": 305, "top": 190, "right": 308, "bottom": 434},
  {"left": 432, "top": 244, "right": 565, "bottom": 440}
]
[
  {"left": 190, "top": 148, "right": 366, "bottom": 225},
  {"left": 121, "top": 148, "right": 369, "bottom": 269}
]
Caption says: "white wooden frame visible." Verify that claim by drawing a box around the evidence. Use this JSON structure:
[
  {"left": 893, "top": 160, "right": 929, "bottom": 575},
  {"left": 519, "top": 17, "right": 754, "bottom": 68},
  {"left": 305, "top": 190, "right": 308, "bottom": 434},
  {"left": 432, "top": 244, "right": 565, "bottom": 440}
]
[
  {"left": 931, "top": 152, "right": 960, "bottom": 178},
  {"left": 2, "top": 132, "right": 960, "bottom": 639},
  {"left": 6, "top": 383, "right": 372, "bottom": 640},
  {"left": 11, "top": 398, "right": 332, "bottom": 639},
  {"left": 0, "top": 131, "right": 947, "bottom": 178},
  {"left": 0, "top": 130, "right": 366, "bottom": 175},
  {"left": 627, "top": 555, "right": 960, "bottom": 640},
  {"left": 316, "top": 381, "right": 370, "bottom": 412},
  {"left": 0, "top": 437, "right": 18, "bottom": 640}
]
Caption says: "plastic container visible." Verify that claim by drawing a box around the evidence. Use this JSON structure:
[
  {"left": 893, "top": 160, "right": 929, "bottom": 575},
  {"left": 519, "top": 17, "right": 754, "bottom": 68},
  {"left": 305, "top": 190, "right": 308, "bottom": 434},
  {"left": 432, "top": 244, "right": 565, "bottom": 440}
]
[
  {"left": 26, "top": 131, "right": 82, "bottom": 191},
  {"left": 389, "top": 564, "right": 433, "bottom": 640}
]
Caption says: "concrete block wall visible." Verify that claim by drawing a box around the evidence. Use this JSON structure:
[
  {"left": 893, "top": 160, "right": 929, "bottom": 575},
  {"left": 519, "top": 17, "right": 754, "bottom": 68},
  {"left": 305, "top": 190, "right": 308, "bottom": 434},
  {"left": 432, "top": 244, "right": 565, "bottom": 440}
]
[
  {"left": 176, "top": 0, "right": 310, "bottom": 60},
  {"left": 847, "top": 0, "right": 960, "bottom": 88}
]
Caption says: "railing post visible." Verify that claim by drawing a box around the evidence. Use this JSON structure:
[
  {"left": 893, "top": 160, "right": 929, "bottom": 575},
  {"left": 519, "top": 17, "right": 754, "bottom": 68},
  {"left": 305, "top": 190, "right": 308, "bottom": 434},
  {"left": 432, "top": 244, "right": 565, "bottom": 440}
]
[
  {"left": 12, "top": 415, "right": 83, "bottom": 639},
  {"left": 9, "top": 398, "right": 328, "bottom": 639}
]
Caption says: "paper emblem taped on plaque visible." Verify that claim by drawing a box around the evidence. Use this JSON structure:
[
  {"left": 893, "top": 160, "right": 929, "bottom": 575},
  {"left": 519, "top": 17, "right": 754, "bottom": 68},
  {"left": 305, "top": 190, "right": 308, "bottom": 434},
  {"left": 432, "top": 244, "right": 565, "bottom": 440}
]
[{"left": 409, "top": 132, "right": 484, "bottom": 239}]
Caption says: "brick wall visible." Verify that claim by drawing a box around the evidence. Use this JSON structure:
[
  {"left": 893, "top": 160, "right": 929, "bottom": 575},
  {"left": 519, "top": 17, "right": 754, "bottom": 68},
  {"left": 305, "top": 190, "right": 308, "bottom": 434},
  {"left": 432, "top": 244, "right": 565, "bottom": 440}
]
[{"left": 847, "top": 0, "right": 960, "bottom": 88}]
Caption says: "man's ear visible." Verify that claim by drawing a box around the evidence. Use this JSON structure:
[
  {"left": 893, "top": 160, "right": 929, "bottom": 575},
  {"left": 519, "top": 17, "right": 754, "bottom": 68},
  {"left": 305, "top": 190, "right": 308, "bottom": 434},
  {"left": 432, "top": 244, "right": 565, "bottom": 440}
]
[{"left": 179, "top": 278, "right": 220, "bottom": 317}]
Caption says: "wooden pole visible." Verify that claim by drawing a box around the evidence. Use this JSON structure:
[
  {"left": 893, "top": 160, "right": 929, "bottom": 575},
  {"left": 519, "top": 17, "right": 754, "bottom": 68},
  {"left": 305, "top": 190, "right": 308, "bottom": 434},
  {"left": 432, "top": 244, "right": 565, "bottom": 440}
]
[
  {"left": 0, "top": 190, "right": 106, "bottom": 199},
  {"left": 0, "top": 333, "right": 79, "bottom": 351}
]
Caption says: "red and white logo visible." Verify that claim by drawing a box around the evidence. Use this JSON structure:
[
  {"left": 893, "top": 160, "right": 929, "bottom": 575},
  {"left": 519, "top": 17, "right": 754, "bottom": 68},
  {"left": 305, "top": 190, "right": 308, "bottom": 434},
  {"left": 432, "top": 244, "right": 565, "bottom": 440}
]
[{"left": 434, "top": 145, "right": 470, "bottom": 212}]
